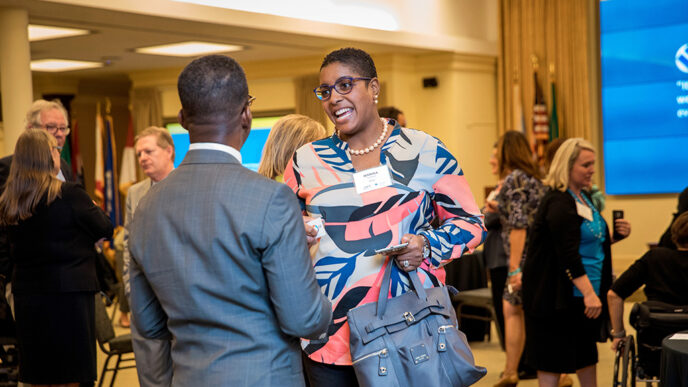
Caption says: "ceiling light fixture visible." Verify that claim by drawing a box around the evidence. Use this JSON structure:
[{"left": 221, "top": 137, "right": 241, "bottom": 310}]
[
  {"left": 30, "top": 59, "right": 103, "bottom": 72},
  {"left": 135, "top": 41, "right": 243, "bottom": 57},
  {"left": 172, "top": 0, "right": 399, "bottom": 31},
  {"left": 28, "top": 24, "right": 90, "bottom": 42}
]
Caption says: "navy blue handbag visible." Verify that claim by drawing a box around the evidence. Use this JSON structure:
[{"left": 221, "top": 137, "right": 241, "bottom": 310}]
[{"left": 347, "top": 259, "right": 486, "bottom": 386}]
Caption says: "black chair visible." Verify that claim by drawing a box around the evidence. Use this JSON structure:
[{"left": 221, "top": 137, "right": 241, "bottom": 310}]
[
  {"left": 445, "top": 251, "right": 504, "bottom": 349},
  {"left": 95, "top": 293, "right": 135, "bottom": 387}
]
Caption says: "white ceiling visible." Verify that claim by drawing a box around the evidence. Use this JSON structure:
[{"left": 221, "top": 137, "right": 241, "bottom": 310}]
[{"left": 0, "top": 0, "right": 497, "bottom": 78}]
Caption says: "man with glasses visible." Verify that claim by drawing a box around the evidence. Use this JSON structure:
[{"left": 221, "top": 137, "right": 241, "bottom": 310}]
[
  {"left": 127, "top": 55, "right": 331, "bottom": 386},
  {"left": 0, "top": 99, "right": 76, "bottom": 190}
]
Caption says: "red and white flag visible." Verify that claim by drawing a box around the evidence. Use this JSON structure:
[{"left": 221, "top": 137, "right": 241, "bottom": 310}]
[{"left": 119, "top": 113, "right": 137, "bottom": 194}]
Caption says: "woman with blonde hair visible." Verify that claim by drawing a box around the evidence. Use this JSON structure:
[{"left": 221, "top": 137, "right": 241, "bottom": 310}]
[
  {"left": 258, "top": 114, "right": 327, "bottom": 181},
  {"left": 493, "top": 130, "right": 545, "bottom": 387},
  {"left": 0, "top": 130, "right": 113, "bottom": 386},
  {"left": 523, "top": 138, "right": 630, "bottom": 387}
]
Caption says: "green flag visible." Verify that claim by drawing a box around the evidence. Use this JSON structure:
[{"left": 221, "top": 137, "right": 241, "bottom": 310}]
[
  {"left": 61, "top": 136, "right": 72, "bottom": 164},
  {"left": 549, "top": 82, "right": 559, "bottom": 140}
]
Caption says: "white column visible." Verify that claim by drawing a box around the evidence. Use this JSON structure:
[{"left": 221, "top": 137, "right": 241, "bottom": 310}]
[{"left": 0, "top": 7, "right": 33, "bottom": 156}]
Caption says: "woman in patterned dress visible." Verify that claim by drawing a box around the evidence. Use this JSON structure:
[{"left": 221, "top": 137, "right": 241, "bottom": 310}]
[
  {"left": 493, "top": 131, "right": 545, "bottom": 387},
  {"left": 284, "top": 47, "right": 486, "bottom": 386}
]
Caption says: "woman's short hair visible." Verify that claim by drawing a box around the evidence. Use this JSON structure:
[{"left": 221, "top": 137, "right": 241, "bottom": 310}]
[
  {"left": 497, "top": 130, "right": 539, "bottom": 179},
  {"left": 671, "top": 212, "right": 688, "bottom": 248},
  {"left": 320, "top": 47, "right": 377, "bottom": 79},
  {"left": 25, "top": 99, "right": 68, "bottom": 129},
  {"left": 0, "top": 130, "right": 63, "bottom": 225},
  {"left": 543, "top": 138, "right": 595, "bottom": 191},
  {"left": 258, "top": 115, "right": 327, "bottom": 180},
  {"left": 135, "top": 126, "right": 176, "bottom": 161}
]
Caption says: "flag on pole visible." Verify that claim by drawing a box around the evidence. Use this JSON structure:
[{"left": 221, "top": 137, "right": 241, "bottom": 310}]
[
  {"left": 119, "top": 113, "right": 137, "bottom": 195},
  {"left": 94, "top": 104, "right": 105, "bottom": 208},
  {"left": 533, "top": 71, "right": 549, "bottom": 160},
  {"left": 549, "top": 81, "right": 559, "bottom": 141},
  {"left": 533, "top": 73, "right": 549, "bottom": 139},
  {"left": 512, "top": 80, "right": 526, "bottom": 133},
  {"left": 70, "top": 118, "right": 84, "bottom": 184},
  {"left": 104, "top": 110, "right": 121, "bottom": 227},
  {"left": 60, "top": 137, "right": 71, "bottom": 165}
]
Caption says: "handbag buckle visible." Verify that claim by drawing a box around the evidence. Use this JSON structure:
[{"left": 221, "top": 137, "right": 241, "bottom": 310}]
[{"left": 403, "top": 311, "right": 415, "bottom": 324}]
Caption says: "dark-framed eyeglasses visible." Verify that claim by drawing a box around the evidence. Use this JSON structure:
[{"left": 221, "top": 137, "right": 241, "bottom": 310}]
[
  {"left": 313, "top": 76, "right": 372, "bottom": 101},
  {"left": 247, "top": 95, "right": 256, "bottom": 107},
  {"left": 42, "top": 124, "right": 71, "bottom": 136}
]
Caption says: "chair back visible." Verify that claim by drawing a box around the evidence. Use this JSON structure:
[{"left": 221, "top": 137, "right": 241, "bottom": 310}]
[{"left": 94, "top": 293, "right": 115, "bottom": 346}]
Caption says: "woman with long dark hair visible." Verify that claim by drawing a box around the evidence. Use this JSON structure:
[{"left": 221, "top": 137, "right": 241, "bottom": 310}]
[{"left": 493, "top": 130, "right": 545, "bottom": 387}]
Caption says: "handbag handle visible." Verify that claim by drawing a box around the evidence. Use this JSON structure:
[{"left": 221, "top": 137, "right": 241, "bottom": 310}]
[{"left": 376, "top": 258, "right": 428, "bottom": 318}]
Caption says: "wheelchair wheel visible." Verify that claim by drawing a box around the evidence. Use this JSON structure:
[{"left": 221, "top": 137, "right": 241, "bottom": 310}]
[{"left": 613, "top": 336, "right": 636, "bottom": 387}]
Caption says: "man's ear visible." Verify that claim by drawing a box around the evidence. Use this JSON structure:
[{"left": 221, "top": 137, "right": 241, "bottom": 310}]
[
  {"left": 240, "top": 105, "right": 253, "bottom": 136},
  {"left": 177, "top": 110, "right": 186, "bottom": 128}
]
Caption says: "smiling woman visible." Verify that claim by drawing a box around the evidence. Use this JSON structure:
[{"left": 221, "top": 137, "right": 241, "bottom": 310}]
[
  {"left": 283, "top": 47, "right": 487, "bottom": 386},
  {"left": 523, "top": 138, "right": 631, "bottom": 387}
]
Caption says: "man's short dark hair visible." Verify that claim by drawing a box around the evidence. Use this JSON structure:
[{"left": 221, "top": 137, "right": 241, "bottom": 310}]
[
  {"left": 320, "top": 48, "right": 377, "bottom": 79},
  {"left": 378, "top": 106, "right": 403, "bottom": 121},
  {"left": 177, "top": 55, "right": 248, "bottom": 122}
]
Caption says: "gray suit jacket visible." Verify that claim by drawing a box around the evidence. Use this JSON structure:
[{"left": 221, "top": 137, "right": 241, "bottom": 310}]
[
  {"left": 124, "top": 178, "right": 173, "bottom": 387},
  {"left": 129, "top": 149, "right": 331, "bottom": 387}
]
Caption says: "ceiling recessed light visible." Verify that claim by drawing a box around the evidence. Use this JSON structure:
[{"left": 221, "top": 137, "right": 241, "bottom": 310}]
[
  {"left": 28, "top": 24, "right": 90, "bottom": 42},
  {"left": 135, "top": 41, "right": 243, "bottom": 57},
  {"left": 30, "top": 59, "right": 103, "bottom": 72}
]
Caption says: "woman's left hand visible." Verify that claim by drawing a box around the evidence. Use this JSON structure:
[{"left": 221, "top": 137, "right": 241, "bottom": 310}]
[
  {"left": 394, "top": 234, "right": 426, "bottom": 272},
  {"left": 508, "top": 272, "right": 522, "bottom": 292},
  {"left": 614, "top": 218, "right": 631, "bottom": 241}
]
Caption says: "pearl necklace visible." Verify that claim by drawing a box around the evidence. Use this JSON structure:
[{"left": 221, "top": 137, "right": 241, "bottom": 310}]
[{"left": 342, "top": 118, "right": 388, "bottom": 156}]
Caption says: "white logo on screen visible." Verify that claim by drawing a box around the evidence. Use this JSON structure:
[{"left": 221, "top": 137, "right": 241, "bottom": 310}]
[{"left": 677, "top": 44, "right": 688, "bottom": 73}]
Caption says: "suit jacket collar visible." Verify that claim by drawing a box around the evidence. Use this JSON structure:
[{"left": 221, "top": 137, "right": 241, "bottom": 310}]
[{"left": 180, "top": 148, "right": 241, "bottom": 166}]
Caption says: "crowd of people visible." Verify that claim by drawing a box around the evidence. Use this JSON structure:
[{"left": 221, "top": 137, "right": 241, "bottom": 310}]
[{"left": 0, "top": 46, "right": 685, "bottom": 387}]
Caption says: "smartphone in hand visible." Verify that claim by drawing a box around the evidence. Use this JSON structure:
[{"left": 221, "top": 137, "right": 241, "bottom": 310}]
[
  {"left": 612, "top": 210, "right": 624, "bottom": 240},
  {"left": 374, "top": 243, "right": 409, "bottom": 255}
]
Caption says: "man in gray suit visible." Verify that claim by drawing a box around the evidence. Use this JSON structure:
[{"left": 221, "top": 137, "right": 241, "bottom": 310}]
[
  {"left": 128, "top": 55, "right": 331, "bottom": 386},
  {"left": 123, "top": 126, "right": 175, "bottom": 386}
]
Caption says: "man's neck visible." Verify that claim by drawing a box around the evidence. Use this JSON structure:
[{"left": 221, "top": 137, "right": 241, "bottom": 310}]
[{"left": 150, "top": 165, "right": 174, "bottom": 183}]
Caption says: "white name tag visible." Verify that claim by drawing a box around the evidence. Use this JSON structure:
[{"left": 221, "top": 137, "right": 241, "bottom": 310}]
[
  {"left": 353, "top": 165, "right": 393, "bottom": 194},
  {"left": 575, "top": 201, "right": 593, "bottom": 222}
]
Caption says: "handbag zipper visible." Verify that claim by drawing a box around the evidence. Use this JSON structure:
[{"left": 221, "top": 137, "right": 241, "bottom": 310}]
[
  {"left": 352, "top": 348, "right": 388, "bottom": 364},
  {"left": 437, "top": 324, "right": 455, "bottom": 351}
]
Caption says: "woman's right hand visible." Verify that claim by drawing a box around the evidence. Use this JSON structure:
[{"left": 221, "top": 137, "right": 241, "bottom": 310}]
[
  {"left": 583, "top": 292, "right": 602, "bottom": 319},
  {"left": 303, "top": 216, "right": 318, "bottom": 248},
  {"left": 484, "top": 199, "right": 498, "bottom": 213}
]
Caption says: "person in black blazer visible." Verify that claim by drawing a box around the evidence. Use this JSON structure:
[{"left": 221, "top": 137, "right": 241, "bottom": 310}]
[
  {"left": 522, "top": 138, "right": 630, "bottom": 387},
  {"left": 0, "top": 130, "right": 112, "bottom": 386}
]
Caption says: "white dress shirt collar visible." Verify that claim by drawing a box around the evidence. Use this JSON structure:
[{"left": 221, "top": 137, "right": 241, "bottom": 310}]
[{"left": 188, "top": 142, "right": 242, "bottom": 163}]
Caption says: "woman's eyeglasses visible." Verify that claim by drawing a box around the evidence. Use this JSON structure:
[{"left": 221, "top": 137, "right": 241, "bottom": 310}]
[{"left": 313, "top": 77, "right": 372, "bottom": 101}]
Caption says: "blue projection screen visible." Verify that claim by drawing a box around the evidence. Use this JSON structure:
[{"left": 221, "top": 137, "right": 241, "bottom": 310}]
[
  {"left": 600, "top": 0, "right": 688, "bottom": 195},
  {"left": 166, "top": 116, "right": 281, "bottom": 171}
]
